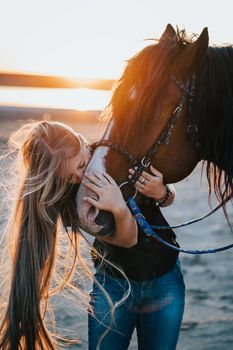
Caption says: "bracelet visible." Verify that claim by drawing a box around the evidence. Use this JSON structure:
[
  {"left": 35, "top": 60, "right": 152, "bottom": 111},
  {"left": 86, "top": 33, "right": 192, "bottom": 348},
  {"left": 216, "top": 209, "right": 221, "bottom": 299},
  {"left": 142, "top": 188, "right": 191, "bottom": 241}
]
[{"left": 155, "top": 185, "right": 172, "bottom": 207}]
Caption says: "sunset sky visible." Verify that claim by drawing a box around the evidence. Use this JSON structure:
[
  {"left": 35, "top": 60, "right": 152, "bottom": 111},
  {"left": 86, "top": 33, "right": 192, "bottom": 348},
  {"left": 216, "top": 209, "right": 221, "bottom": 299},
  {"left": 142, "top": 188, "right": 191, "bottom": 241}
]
[
  {"left": 1, "top": 0, "right": 232, "bottom": 79},
  {"left": 0, "top": 0, "right": 232, "bottom": 109}
]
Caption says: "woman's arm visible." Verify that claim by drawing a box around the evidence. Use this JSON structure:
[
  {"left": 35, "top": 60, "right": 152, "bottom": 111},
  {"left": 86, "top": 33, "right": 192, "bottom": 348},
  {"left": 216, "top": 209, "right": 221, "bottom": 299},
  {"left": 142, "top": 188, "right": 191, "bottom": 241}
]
[
  {"left": 157, "top": 184, "right": 176, "bottom": 207},
  {"left": 100, "top": 204, "right": 138, "bottom": 248},
  {"left": 129, "top": 165, "right": 176, "bottom": 207},
  {"left": 83, "top": 171, "right": 138, "bottom": 248}
]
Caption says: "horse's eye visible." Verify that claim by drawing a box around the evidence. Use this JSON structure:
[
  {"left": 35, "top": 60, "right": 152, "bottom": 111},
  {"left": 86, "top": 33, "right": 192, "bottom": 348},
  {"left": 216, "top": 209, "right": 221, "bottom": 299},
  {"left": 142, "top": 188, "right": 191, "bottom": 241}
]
[{"left": 77, "top": 162, "right": 85, "bottom": 170}]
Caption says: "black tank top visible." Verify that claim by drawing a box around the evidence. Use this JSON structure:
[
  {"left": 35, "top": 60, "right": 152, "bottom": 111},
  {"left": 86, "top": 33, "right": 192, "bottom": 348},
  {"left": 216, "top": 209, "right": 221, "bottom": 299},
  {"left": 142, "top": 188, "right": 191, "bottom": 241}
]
[{"left": 91, "top": 197, "right": 179, "bottom": 281}]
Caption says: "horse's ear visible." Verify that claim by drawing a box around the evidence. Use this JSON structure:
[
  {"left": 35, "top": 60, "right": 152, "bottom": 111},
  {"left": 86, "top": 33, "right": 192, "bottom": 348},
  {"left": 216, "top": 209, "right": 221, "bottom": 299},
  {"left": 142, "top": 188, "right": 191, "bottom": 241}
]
[
  {"left": 177, "top": 27, "right": 209, "bottom": 75},
  {"left": 160, "top": 24, "right": 177, "bottom": 45}
]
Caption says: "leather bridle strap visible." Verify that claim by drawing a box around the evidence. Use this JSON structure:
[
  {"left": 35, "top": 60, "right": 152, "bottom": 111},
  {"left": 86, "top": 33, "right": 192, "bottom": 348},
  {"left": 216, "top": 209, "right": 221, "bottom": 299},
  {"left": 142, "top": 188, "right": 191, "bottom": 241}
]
[
  {"left": 128, "top": 196, "right": 233, "bottom": 255},
  {"left": 92, "top": 74, "right": 196, "bottom": 185},
  {"left": 129, "top": 74, "right": 196, "bottom": 184},
  {"left": 91, "top": 139, "right": 137, "bottom": 165}
]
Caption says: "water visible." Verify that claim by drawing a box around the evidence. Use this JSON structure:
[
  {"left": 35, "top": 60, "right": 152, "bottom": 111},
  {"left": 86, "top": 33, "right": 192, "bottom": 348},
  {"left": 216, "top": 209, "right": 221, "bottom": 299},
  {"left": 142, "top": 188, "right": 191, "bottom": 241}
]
[{"left": 0, "top": 87, "right": 111, "bottom": 111}]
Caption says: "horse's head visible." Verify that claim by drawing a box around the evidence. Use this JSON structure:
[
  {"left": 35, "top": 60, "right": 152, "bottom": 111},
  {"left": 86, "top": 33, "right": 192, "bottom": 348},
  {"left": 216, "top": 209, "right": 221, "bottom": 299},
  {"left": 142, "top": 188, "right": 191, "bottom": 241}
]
[{"left": 77, "top": 24, "right": 209, "bottom": 235}]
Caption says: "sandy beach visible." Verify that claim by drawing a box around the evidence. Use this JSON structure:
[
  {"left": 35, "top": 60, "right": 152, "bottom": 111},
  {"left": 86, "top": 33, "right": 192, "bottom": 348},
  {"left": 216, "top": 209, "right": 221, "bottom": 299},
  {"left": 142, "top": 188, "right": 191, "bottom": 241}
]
[{"left": 0, "top": 107, "right": 233, "bottom": 349}]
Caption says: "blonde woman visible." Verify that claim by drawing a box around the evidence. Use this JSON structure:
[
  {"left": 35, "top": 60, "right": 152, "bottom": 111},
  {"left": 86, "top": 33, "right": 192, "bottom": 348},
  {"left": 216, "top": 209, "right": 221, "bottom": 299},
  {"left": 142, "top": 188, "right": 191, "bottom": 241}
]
[{"left": 0, "top": 120, "right": 180, "bottom": 350}]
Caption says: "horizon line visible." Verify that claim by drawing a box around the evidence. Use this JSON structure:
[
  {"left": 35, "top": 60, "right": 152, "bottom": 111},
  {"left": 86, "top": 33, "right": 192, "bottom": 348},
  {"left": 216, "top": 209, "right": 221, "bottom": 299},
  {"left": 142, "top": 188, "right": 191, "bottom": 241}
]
[{"left": 0, "top": 72, "right": 114, "bottom": 90}]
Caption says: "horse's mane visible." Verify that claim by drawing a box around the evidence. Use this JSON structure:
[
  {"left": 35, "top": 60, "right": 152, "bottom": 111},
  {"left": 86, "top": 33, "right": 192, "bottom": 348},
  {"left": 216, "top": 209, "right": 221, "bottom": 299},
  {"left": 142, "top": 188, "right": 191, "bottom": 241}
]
[{"left": 193, "top": 45, "right": 233, "bottom": 204}]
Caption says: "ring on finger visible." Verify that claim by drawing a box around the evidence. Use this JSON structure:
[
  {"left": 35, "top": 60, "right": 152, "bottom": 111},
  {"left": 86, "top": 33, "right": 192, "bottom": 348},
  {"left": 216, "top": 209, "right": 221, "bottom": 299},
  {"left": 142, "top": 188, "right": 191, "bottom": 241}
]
[
  {"left": 141, "top": 178, "right": 147, "bottom": 185},
  {"left": 98, "top": 181, "right": 104, "bottom": 188}
]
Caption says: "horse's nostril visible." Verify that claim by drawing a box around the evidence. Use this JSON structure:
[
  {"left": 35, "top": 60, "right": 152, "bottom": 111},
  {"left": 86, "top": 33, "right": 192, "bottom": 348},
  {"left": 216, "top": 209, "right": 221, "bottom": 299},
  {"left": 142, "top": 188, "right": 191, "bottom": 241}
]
[
  {"left": 89, "top": 205, "right": 96, "bottom": 216},
  {"left": 95, "top": 210, "right": 115, "bottom": 235},
  {"left": 87, "top": 205, "right": 99, "bottom": 221}
]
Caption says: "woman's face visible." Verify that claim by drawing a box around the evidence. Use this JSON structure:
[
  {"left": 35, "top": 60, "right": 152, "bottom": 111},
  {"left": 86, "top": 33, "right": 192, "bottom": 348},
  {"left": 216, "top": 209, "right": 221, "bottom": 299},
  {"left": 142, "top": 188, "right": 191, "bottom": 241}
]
[{"left": 66, "top": 142, "right": 91, "bottom": 184}]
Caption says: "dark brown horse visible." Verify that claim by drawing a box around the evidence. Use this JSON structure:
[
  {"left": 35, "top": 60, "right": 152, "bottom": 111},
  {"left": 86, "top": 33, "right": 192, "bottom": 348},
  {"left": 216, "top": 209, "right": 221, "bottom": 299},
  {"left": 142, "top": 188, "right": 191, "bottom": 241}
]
[{"left": 76, "top": 24, "right": 233, "bottom": 236}]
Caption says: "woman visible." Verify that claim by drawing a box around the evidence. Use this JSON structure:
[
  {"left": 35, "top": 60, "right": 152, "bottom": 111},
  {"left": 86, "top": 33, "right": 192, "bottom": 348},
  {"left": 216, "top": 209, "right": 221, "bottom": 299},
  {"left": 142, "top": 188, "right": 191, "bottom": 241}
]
[
  {"left": 0, "top": 120, "right": 138, "bottom": 350},
  {"left": 0, "top": 120, "right": 183, "bottom": 350},
  {"left": 88, "top": 167, "right": 185, "bottom": 350}
]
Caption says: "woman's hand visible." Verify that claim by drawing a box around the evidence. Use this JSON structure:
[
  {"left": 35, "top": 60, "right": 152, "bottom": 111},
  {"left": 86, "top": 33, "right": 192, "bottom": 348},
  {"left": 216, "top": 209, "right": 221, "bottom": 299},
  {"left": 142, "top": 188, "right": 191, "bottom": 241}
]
[
  {"left": 83, "top": 170, "right": 137, "bottom": 248},
  {"left": 82, "top": 170, "right": 126, "bottom": 215},
  {"left": 128, "top": 164, "right": 166, "bottom": 201}
]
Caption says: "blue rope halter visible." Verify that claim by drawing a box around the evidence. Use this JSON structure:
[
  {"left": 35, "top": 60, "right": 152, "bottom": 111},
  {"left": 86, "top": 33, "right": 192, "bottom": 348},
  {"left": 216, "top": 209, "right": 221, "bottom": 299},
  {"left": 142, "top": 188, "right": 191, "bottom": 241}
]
[{"left": 127, "top": 197, "right": 233, "bottom": 255}]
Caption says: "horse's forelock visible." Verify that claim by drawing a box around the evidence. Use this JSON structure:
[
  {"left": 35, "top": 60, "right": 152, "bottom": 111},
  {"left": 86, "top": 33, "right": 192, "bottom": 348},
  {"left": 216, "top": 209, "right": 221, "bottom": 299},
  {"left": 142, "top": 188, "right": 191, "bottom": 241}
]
[{"left": 104, "top": 39, "right": 182, "bottom": 147}]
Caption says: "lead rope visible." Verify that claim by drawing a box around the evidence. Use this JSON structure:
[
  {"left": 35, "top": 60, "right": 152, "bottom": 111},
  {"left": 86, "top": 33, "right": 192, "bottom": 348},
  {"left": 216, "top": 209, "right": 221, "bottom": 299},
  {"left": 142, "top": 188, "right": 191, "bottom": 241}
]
[
  {"left": 150, "top": 193, "right": 232, "bottom": 230},
  {"left": 127, "top": 197, "right": 233, "bottom": 254}
]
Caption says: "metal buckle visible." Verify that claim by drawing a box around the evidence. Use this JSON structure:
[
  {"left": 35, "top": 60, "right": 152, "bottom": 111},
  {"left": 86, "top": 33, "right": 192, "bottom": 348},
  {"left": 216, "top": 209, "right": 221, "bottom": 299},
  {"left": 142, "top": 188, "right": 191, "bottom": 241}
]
[
  {"left": 173, "top": 106, "right": 182, "bottom": 115},
  {"left": 141, "top": 156, "right": 151, "bottom": 168},
  {"left": 187, "top": 124, "right": 198, "bottom": 134}
]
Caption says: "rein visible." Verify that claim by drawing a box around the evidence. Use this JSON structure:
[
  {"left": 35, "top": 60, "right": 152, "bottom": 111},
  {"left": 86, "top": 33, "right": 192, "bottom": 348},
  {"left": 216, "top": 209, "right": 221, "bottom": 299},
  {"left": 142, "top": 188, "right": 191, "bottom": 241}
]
[
  {"left": 150, "top": 193, "right": 232, "bottom": 230},
  {"left": 127, "top": 197, "right": 233, "bottom": 254}
]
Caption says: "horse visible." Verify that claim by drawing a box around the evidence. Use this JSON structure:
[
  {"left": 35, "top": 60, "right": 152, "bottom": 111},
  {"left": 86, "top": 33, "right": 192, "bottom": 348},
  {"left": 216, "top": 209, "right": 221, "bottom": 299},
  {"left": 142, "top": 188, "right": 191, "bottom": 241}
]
[{"left": 76, "top": 24, "right": 233, "bottom": 236}]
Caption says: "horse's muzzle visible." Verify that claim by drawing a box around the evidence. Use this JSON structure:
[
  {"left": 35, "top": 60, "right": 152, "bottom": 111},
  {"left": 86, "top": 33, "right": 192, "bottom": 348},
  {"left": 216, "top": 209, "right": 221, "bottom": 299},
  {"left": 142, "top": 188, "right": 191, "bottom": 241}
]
[
  {"left": 76, "top": 183, "right": 115, "bottom": 236},
  {"left": 95, "top": 210, "right": 115, "bottom": 236}
]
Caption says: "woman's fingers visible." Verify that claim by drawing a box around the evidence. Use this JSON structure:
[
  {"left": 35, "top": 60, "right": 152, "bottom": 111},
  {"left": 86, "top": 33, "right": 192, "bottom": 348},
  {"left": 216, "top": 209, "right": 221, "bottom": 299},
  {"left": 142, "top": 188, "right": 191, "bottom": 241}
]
[
  {"left": 135, "top": 181, "right": 145, "bottom": 191},
  {"left": 136, "top": 186, "right": 144, "bottom": 194},
  {"left": 141, "top": 171, "right": 154, "bottom": 180},
  {"left": 136, "top": 179, "right": 146, "bottom": 188},
  {"left": 128, "top": 168, "right": 135, "bottom": 180},
  {"left": 85, "top": 174, "right": 101, "bottom": 186},
  {"left": 103, "top": 172, "right": 115, "bottom": 184},
  {"left": 129, "top": 165, "right": 162, "bottom": 181},
  {"left": 138, "top": 174, "right": 149, "bottom": 184},
  {"left": 83, "top": 196, "right": 101, "bottom": 208},
  {"left": 129, "top": 168, "right": 153, "bottom": 182},
  {"left": 150, "top": 165, "right": 163, "bottom": 178},
  {"left": 83, "top": 181, "right": 101, "bottom": 194},
  {"left": 85, "top": 172, "right": 108, "bottom": 188},
  {"left": 92, "top": 170, "right": 107, "bottom": 182},
  {"left": 88, "top": 170, "right": 114, "bottom": 186}
]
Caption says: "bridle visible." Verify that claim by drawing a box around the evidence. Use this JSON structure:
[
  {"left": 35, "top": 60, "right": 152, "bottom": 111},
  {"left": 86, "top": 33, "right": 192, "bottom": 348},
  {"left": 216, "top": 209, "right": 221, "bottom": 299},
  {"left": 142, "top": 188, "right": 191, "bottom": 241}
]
[
  {"left": 92, "top": 73, "right": 197, "bottom": 187},
  {"left": 91, "top": 74, "right": 233, "bottom": 254}
]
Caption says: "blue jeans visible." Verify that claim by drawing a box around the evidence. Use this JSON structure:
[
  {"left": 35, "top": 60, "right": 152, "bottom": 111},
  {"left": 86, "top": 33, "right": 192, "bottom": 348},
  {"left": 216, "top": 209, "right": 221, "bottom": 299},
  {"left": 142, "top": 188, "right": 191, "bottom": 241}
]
[{"left": 88, "top": 259, "right": 185, "bottom": 350}]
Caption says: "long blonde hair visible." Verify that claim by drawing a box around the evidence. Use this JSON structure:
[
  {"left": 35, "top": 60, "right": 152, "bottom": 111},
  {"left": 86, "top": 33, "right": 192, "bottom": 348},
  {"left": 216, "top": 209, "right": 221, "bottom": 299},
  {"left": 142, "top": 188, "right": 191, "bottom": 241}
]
[
  {"left": 0, "top": 121, "right": 86, "bottom": 349},
  {"left": 0, "top": 120, "right": 131, "bottom": 350}
]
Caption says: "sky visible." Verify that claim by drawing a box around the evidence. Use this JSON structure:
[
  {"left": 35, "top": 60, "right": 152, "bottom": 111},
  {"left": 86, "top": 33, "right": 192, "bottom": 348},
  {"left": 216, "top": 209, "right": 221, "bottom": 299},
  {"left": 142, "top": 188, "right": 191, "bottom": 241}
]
[{"left": 0, "top": 0, "right": 233, "bottom": 80}]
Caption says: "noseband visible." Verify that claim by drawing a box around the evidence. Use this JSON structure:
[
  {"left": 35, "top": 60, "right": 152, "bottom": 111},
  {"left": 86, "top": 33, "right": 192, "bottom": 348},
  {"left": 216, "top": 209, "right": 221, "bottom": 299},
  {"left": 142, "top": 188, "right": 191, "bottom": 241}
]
[{"left": 92, "top": 74, "right": 197, "bottom": 186}]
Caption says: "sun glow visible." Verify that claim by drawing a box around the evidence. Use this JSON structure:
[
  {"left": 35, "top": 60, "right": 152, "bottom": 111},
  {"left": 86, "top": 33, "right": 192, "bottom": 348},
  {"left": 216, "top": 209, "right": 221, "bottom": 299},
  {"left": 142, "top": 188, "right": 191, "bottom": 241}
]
[
  {"left": 0, "top": 0, "right": 231, "bottom": 111},
  {"left": 0, "top": 87, "right": 111, "bottom": 111}
]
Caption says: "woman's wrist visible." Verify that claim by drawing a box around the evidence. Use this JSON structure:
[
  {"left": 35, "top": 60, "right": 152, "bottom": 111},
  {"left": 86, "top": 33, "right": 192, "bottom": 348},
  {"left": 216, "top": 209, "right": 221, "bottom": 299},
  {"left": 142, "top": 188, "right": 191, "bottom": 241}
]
[
  {"left": 112, "top": 203, "right": 128, "bottom": 218},
  {"left": 154, "top": 184, "right": 172, "bottom": 207},
  {"left": 153, "top": 185, "right": 167, "bottom": 202}
]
